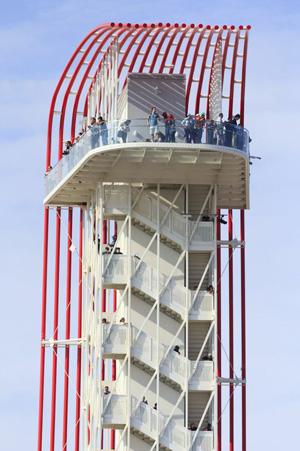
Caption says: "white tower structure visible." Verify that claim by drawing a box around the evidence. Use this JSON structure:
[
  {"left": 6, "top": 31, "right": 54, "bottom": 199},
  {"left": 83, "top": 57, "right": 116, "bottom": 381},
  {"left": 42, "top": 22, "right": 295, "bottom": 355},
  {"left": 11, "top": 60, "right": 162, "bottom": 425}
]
[{"left": 39, "top": 23, "right": 251, "bottom": 451}]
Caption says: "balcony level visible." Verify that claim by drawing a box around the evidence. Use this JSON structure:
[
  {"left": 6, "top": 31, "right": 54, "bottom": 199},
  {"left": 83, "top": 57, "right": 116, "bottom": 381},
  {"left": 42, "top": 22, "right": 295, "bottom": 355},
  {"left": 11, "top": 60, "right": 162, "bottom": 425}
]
[
  {"left": 44, "top": 120, "right": 250, "bottom": 209},
  {"left": 102, "top": 394, "right": 213, "bottom": 451}
]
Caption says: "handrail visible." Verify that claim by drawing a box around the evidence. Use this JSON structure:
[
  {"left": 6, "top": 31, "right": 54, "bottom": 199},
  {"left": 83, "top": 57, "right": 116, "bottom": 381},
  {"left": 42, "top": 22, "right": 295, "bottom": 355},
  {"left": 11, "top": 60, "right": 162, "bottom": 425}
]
[{"left": 44, "top": 118, "right": 250, "bottom": 196}]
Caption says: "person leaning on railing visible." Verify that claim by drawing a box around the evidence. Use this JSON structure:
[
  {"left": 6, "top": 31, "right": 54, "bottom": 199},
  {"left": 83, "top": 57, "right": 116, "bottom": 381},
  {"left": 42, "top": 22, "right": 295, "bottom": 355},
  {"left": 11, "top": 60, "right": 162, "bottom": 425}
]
[
  {"left": 195, "top": 113, "right": 205, "bottom": 143},
  {"left": 89, "top": 117, "right": 99, "bottom": 149},
  {"left": 164, "top": 114, "right": 176, "bottom": 143},
  {"left": 216, "top": 113, "right": 224, "bottom": 145},
  {"left": 224, "top": 117, "right": 234, "bottom": 147},
  {"left": 117, "top": 119, "right": 131, "bottom": 143},
  {"left": 62, "top": 140, "right": 73, "bottom": 155},
  {"left": 181, "top": 113, "right": 196, "bottom": 143},
  {"left": 98, "top": 116, "right": 108, "bottom": 146}
]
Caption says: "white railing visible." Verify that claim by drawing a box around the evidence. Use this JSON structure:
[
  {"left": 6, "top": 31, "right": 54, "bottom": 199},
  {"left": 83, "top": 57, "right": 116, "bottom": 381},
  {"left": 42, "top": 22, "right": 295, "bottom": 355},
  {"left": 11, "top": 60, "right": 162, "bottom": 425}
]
[
  {"left": 132, "top": 258, "right": 187, "bottom": 317},
  {"left": 104, "top": 186, "right": 214, "bottom": 249},
  {"left": 102, "top": 394, "right": 127, "bottom": 420},
  {"left": 102, "top": 324, "right": 128, "bottom": 346},
  {"left": 103, "top": 256, "right": 214, "bottom": 320},
  {"left": 103, "top": 394, "right": 213, "bottom": 450},
  {"left": 103, "top": 324, "right": 213, "bottom": 389},
  {"left": 134, "top": 189, "right": 213, "bottom": 248}
]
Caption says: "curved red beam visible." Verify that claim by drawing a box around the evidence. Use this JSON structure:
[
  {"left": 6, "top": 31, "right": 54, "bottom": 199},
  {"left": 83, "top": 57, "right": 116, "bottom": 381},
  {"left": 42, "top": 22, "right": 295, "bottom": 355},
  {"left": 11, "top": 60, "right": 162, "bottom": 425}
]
[
  {"left": 58, "top": 26, "right": 113, "bottom": 157},
  {"left": 228, "top": 30, "right": 241, "bottom": 118},
  {"left": 72, "top": 27, "right": 134, "bottom": 139},
  {"left": 240, "top": 31, "right": 249, "bottom": 125},
  {"left": 149, "top": 25, "right": 174, "bottom": 73},
  {"left": 158, "top": 27, "right": 182, "bottom": 73},
  {"left": 46, "top": 24, "right": 113, "bottom": 167},
  {"left": 194, "top": 29, "right": 214, "bottom": 114},
  {"left": 185, "top": 28, "right": 206, "bottom": 113},
  {"left": 179, "top": 26, "right": 198, "bottom": 74}
]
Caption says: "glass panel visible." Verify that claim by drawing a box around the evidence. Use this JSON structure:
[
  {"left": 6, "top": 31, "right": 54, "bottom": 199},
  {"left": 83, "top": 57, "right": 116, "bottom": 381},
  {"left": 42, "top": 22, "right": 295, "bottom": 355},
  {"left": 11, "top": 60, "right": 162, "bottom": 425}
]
[{"left": 45, "top": 119, "right": 250, "bottom": 197}]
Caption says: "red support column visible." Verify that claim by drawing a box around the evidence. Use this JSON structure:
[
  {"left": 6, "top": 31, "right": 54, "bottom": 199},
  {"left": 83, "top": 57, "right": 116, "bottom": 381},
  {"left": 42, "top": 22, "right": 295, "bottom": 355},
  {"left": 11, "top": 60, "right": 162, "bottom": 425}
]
[
  {"left": 240, "top": 210, "right": 246, "bottom": 451},
  {"left": 102, "top": 220, "right": 107, "bottom": 449},
  {"left": 216, "top": 209, "right": 222, "bottom": 451},
  {"left": 111, "top": 220, "right": 117, "bottom": 449},
  {"left": 228, "top": 209, "right": 234, "bottom": 451},
  {"left": 50, "top": 208, "right": 61, "bottom": 451},
  {"left": 37, "top": 207, "right": 49, "bottom": 451},
  {"left": 62, "top": 208, "right": 73, "bottom": 450},
  {"left": 75, "top": 209, "right": 83, "bottom": 451}
]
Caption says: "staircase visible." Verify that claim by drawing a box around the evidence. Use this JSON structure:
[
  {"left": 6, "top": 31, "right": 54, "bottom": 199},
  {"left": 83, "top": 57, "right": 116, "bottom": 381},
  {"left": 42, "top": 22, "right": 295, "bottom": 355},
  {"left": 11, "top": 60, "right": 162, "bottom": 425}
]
[
  {"left": 104, "top": 256, "right": 214, "bottom": 321},
  {"left": 104, "top": 186, "right": 214, "bottom": 252},
  {"left": 102, "top": 394, "right": 213, "bottom": 451},
  {"left": 102, "top": 324, "right": 214, "bottom": 392}
]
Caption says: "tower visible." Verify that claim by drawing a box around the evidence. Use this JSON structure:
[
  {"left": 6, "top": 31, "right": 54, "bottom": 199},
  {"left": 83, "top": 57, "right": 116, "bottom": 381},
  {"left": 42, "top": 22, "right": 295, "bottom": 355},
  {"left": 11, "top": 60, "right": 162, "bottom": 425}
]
[{"left": 38, "top": 23, "right": 250, "bottom": 451}]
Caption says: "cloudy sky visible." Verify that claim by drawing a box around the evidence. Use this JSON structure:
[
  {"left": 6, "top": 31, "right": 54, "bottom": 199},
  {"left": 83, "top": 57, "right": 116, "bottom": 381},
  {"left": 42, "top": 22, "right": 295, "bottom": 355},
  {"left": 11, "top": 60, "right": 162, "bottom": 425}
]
[{"left": 1, "top": 1, "right": 300, "bottom": 449}]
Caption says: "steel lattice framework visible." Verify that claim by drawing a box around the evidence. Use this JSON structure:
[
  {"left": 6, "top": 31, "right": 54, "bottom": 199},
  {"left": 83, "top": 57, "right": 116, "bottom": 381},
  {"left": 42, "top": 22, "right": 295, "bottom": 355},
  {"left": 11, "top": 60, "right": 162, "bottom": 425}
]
[{"left": 39, "top": 22, "right": 250, "bottom": 451}]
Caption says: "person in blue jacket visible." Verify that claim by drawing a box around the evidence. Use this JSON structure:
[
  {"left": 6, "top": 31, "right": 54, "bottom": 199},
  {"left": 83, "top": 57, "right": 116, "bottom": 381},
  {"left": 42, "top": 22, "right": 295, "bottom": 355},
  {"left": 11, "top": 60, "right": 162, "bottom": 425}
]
[
  {"left": 181, "top": 113, "right": 196, "bottom": 143},
  {"left": 147, "top": 107, "right": 160, "bottom": 141}
]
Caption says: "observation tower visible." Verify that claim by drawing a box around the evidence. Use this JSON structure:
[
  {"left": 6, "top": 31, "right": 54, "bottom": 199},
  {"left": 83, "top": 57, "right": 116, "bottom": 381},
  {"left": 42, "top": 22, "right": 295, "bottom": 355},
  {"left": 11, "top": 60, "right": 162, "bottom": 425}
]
[{"left": 38, "top": 22, "right": 251, "bottom": 451}]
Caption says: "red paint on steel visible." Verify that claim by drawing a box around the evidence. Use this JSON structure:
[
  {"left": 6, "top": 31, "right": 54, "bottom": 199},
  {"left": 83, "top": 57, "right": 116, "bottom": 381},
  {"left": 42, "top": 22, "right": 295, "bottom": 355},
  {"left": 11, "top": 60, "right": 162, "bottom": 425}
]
[
  {"left": 240, "top": 210, "right": 246, "bottom": 451},
  {"left": 195, "top": 29, "right": 214, "bottom": 114},
  {"left": 62, "top": 208, "right": 73, "bottom": 450},
  {"left": 228, "top": 30, "right": 241, "bottom": 118},
  {"left": 46, "top": 24, "right": 112, "bottom": 167},
  {"left": 179, "top": 26, "right": 198, "bottom": 74},
  {"left": 228, "top": 209, "right": 234, "bottom": 451},
  {"left": 111, "top": 220, "right": 117, "bottom": 449},
  {"left": 168, "top": 26, "right": 190, "bottom": 75},
  {"left": 149, "top": 25, "right": 174, "bottom": 73},
  {"left": 37, "top": 207, "right": 49, "bottom": 451},
  {"left": 216, "top": 208, "right": 222, "bottom": 451},
  {"left": 122, "top": 27, "right": 153, "bottom": 88},
  {"left": 118, "top": 27, "right": 145, "bottom": 75},
  {"left": 70, "top": 26, "right": 118, "bottom": 138},
  {"left": 221, "top": 29, "right": 232, "bottom": 84},
  {"left": 158, "top": 26, "right": 182, "bottom": 73},
  {"left": 59, "top": 26, "right": 113, "bottom": 155},
  {"left": 102, "top": 220, "right": 107, "bottom": 313},
  {"left": 185, "top": 28, "right": 206, "bottom": 112},
  {"left": 138, "top": 27, "right": 164, "bottom": 72},
  {"left": 75, "top": 208, "right": 83, "bottom": 451},
  {"left": 50, "top": 208, "right": 61, "bottom": 451},
  {"left": 240, "top": 31, "right": 249, "bottom": 125},
  {"left": 80, "top": 28, "right": 135, "bottom": 131},
  {"left": 102, "top": 220, "right": 107, "bottom": 383}
]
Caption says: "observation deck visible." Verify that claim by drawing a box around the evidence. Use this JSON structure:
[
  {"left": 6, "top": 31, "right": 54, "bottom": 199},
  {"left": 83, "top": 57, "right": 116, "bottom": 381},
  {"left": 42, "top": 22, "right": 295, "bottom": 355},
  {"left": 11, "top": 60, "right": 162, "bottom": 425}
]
[{"left": 44, "top": 119, "right": 250, "bottom": 209}]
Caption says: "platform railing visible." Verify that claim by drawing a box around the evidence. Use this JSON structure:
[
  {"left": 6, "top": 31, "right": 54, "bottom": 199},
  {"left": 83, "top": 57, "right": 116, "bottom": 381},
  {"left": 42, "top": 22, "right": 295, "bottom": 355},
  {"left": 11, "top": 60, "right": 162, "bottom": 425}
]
[
  {"left": 103, "top": 255, "right": 214, "bottom": 319},
  {"left": 102, "top": 324, "right": 213, "bottom": 388},
  {"left": 132, "top": 188, "right": 214, "bottom": 248},
  {"left": 102, "top": 393, "right": 213, "bottom": 450},
  {"left": 44, "top": 118, "right": 249, "bottom": 196}
]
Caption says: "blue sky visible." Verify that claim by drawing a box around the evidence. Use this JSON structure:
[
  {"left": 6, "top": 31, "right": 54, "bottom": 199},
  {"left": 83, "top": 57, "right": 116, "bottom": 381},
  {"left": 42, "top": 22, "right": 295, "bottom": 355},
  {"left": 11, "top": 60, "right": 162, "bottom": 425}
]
[{"left": 1, "top": 1, "right": 300, "bottom": 449}]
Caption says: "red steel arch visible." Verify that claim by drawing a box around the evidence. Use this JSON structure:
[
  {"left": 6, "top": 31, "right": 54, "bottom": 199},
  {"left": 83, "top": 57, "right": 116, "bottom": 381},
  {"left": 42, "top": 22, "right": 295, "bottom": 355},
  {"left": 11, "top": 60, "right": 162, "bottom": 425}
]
[{"left": 39, "top": 23, "right": 250, "bottom": 451}]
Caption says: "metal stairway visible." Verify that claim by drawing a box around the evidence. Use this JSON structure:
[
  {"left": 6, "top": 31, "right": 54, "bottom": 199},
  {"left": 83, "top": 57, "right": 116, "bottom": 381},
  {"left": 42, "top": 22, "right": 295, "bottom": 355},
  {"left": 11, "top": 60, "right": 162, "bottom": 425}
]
[
  {"left": 104, "top": 186, "right": 214, "bottom": 252},
  {"left": 102, "top": 394, "right": 213, "bottom": 451},
  {"left": 103, "top": 324, "right": 214, "bottom": 392},
  {"left": 104, "top": 256, "right": 214, "bottom": 322}
]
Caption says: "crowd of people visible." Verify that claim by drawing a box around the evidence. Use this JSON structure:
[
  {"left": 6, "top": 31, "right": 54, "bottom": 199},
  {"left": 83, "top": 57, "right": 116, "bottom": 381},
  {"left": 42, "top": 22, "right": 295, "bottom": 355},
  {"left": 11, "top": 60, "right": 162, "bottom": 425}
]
[
  {"left": 48, "top": 108, "right": 248, "bottom": 175},
  {"left": 147, "top": 106, "right": 247, "bottom": 148}
]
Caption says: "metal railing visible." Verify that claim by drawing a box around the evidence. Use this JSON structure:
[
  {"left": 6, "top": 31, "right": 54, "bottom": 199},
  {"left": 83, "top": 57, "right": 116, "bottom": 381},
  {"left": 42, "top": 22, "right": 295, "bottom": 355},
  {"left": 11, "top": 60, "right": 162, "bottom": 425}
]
[
  {"left": 102, "top": 393, "right": 213, "bottom": 450},
  {"left": 102, "top": 255, "right": 214, "bottom": 319},
  {"left": 44, "top": 118, "right": 249, "bottom": 196},
  {"left": 102, "top": 324, "right": 213, "bottom": 388}
]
